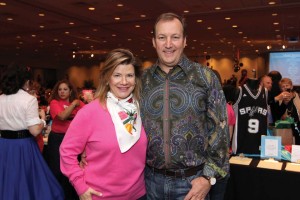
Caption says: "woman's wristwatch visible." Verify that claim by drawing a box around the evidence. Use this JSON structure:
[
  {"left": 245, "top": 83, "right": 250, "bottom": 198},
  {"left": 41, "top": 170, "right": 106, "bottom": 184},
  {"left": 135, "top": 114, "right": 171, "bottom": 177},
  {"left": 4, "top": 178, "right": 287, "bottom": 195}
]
[{"left": 202, "top": 175, "right": 216, "bottom": 185}]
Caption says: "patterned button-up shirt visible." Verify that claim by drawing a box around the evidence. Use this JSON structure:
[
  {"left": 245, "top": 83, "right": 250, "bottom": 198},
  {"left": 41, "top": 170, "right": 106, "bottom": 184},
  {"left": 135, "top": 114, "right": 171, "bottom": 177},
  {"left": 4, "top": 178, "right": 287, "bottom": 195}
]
[{"left": 140, "top": 55, "right": 229, "bottom": 178}]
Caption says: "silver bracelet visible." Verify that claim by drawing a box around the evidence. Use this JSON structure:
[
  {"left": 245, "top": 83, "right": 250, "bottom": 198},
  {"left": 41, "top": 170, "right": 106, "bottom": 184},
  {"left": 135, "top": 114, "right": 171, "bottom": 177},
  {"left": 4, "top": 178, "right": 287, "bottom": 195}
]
[{"left": 41, "top": 119, "right": 46, "bottom": 128}]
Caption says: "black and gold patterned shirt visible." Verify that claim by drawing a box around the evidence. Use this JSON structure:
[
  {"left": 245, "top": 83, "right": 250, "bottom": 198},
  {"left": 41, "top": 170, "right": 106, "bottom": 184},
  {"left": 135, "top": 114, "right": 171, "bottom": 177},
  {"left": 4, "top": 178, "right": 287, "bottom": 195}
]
[{"left": 140, "top": 55, "right": 229, "bottom": 178}]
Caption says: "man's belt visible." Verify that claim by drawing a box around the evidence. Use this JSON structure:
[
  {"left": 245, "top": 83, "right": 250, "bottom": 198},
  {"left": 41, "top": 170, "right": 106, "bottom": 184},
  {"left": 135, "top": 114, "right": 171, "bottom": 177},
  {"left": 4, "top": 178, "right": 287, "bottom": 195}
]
[{"left": 147, "top": 164, "right": 204, "bottom": 178}]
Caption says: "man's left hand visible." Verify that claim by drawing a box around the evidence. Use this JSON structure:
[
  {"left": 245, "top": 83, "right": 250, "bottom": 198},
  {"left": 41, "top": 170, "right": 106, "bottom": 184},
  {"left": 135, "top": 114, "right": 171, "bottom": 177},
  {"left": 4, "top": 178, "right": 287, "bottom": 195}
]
[{"left": 184, "top": 177, "right": 211, "bottom": 200}]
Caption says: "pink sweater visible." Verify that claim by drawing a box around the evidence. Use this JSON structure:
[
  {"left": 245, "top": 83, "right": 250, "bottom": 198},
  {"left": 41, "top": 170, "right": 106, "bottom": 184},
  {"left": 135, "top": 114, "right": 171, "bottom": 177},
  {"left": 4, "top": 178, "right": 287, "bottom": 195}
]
[{"left": 60, "top": 100, "right": 147, "bottom": 199}]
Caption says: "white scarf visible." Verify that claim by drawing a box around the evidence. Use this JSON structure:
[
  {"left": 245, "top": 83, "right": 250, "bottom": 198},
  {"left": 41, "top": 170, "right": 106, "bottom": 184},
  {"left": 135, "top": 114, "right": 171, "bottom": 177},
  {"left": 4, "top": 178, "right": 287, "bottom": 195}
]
[{"left": 106, "top": 92, "right": 141, "bottom": 153}]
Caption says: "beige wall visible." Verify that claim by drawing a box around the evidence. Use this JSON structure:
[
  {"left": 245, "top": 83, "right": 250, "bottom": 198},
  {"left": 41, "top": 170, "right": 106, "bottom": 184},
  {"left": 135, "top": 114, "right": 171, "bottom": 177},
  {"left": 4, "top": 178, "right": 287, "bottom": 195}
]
[{"left": 57, "top": 54, "right": 268, "bottom": 89}]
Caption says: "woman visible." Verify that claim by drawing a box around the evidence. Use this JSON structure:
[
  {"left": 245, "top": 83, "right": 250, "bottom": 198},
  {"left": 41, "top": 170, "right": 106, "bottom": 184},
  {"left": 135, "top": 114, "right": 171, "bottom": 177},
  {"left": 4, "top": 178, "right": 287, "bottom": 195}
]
[
  {"left": 0, "top": 63, "right": 64, "bottom": 200},
  {"left": 278, "top": 78, "right": 300, "bottom": 144},
  {"left": 48, "top": 79, "right": 85, "bottom": 199},
  {"left": 60, "top": 48, "right": 147, "bottom": 200}
]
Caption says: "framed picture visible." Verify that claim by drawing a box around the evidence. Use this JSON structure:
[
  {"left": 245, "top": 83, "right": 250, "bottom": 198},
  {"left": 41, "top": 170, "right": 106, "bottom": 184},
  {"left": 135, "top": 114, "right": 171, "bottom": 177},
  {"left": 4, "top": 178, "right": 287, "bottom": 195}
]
[{"left": 260, "top": 135, "right": 281, "bottom": 160}]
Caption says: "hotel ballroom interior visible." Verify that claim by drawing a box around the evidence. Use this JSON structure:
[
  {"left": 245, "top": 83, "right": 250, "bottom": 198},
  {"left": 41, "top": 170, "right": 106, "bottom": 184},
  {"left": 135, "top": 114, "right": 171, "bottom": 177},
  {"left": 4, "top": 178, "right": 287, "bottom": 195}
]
[{"left": 1, "top": 1, "right": 300, "bottom": 200}]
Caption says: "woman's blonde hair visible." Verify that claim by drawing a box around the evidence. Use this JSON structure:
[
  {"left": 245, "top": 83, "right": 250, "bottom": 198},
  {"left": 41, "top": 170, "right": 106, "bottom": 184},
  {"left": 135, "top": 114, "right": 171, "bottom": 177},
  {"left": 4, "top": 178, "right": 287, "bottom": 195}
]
[
  {"left": 94, "top": 48, "right": 142, "bottom": 105},
  {"left": 279, "top": 78, "right": 293, "bottom": 87}
]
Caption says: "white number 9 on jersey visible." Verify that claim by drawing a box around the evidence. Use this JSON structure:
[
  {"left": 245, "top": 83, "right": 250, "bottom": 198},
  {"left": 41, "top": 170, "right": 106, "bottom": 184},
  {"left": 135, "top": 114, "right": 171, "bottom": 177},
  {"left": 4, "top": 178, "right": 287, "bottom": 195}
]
[{"left": 248, "top": 119, "right": 259, "bottom": 133}]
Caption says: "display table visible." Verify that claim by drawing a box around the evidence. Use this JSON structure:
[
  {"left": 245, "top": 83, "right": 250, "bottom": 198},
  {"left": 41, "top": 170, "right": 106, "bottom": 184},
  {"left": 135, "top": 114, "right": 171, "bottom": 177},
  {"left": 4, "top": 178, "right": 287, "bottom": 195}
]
[{"left": 224, "top": 158, "right": 300, "bottom": 200}]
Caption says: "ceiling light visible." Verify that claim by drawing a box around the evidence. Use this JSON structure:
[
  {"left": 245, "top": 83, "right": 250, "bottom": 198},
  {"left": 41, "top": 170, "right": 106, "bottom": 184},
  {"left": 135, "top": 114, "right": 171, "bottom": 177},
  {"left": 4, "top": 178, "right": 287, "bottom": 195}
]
[
  {"left": 38, "top": 13, "right": 45, "bottom": 17},
  {"left": 88, "top": 7, "right": 95, "bottom": 11},
  {"left": 272, "top": 13, "right": 278, "bottom": 16},
  {"left": 7, "top": 17, "right": 13, "bottom": 21},
  {"left": 273, "top": 22, "right": 279, "bottom": 25},
  {"left": 140, "top": 14, "right": 146, "bottom": 18},
  {"left": 282, "top": 45, "right": 286, "bottom": 49},
  {"left": 69, "top": 22, "right": 74, "bottom": 25},
  {"left": 207, "top": 27, "right": 212, "bottom": 30},
  {"left": 275, "top": 29, "right": 280, "bottom": 32},
  {"left": 65, "top": 31, "right": 70, "bottom": 34},
  {"left": 197, "top": 19, "right": 203, "bottom": 23},
  {"left": 225, "top": 17, "right": 231, "bottom": 20},
  {"left": 114, "top": 17, "right": 120, "bottom": 20},
  {"left": 268, "top": 1, "right": 276, "bottom": 5},
  {"left": 112, "top": 34, "right": 116, "bottom": 37},
  {"left": 215, "top": 7, "right": 221, "bottom": 10},
  {"left": 39, "top": 40, "right": 43, "bottom": 43},
  {"left": 0, "top": 2, "right": 6, "bottom": 6},
  {"left": 19, "top": 41, "right": 23, "bottom": 44},
  {"left": 93, "top": 29, "right": 98, "bottom": 32},
  {"left": 238, "top": 32, "right": 243, "bottom": 34},
  {"left": 16, "top": 36, "right": 21, "bottom": 39},
  {"left": 117, "top": 4, "right": 123, "bottom": 7},
  {"left": 39, "top": 25, "right": 44, "bottom": 28},
  {"left": 232, "top": 25, "right": 238, "bottom": 28},
  {"left": 31, "top": 34, "right": 36, "bottom": 37},
  {"left": 267, "top": 45, "right": 272, "bottom": 49},
  {"left": 135, "top": 25, "right": 140, "bottom": 28},
  {"left": 91, "top": 54, "right": 94, "bottom": 57},
  {"left": 184, "top": 10, "right": 189, "bottom": 13},
  {"left": 215, "top": 33, "right": 220, "bottom": 36},
  {"left": 53, "top": 39, "right": 58, "bottom": 42},
  {"left": 127, "top": 38, "right": 132, "bottom": 41}
]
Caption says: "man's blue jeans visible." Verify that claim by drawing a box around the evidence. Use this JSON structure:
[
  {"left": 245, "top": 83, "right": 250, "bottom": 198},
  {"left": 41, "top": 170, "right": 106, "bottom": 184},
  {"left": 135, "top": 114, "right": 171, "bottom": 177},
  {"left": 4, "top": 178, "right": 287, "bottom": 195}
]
[{"left": 145, "top": 166, "right": 210, "bottom": 200}]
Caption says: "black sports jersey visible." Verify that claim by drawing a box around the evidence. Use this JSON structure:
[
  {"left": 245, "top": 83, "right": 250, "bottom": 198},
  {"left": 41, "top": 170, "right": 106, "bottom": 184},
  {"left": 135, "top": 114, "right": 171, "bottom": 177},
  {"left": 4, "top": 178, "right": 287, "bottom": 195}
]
[{"left": 232, "top": 84, "right": 268, "bottom": 154}]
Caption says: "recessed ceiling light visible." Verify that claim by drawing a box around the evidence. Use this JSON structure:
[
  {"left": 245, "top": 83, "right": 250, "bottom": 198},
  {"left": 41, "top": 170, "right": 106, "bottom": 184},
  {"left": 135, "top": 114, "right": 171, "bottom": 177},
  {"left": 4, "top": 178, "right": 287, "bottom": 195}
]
[
  {"left": 88, "top": 7, "right": 95, "bottom": 11},
  {"left": 238, "top": 32, "right": 243, "bottom": 34},
  {"left": 16, "top": 36, "right": 21, "bottom": 39},
  {"left": 247, "top": 40, "right": 251, "bottom": 43},
  {"left": 69, "top": 22, "right": 74, "bottom": 25},
  {"left": 73, "top": 42, "right": 77, "bottom": 45},
  {"left": 0, "top": 2, "right": 7, "bottom": 6},
  {"left": 135, "top": 25, "right": 140, "bottom": 28},
  {"left": 117, "top": 4, "right": 123, "bottom": 7},
  {"left": 114, "top": 17, "right": 120, "bottom": 20},
  {"left": 65, "top": 31, "right": 70, "bottom": 34},
  {"left": 243, "top": 36, "right": 248, "bottom": 39},
  {"left": 197, "top": 19, "right": 203, "bottom": 23},
  {"left": 269, "top": 2, "right": 276, "bottom": 5},
  {"left": 127, "top": 38, "right": 132, "bottom": 41},
  {"left": 232, "top": 25, "right": 238, "bottom": 28},
  {"left": 39, "top": 25, "right": 44, "bottom": 28},
  {"left": 193, "top": 39, "right": 197, "bottom": 42},
  {"left": 38, "top": 13, "right": 45, "bottom": 17},
  {"left": 85, "top": 36, "right": 90, "bottom": 39},
  {"left": 140, "top": 14, "right": 146, "bottom": 18},
  {"left": 7, "top": 17, "right": 13, "bottom": 21},
  {"left": 93, "top": 28, "right": 98, "bottom": 32},
  {"left": 19, "top": 41, "right": 23, "bottom": 44},
  {"left": 275, "top": 29, "right": 280, "bottom": 32},
  {"left": 39, "top": 40, "right": 43, "bottom": 43},
  {"left": 272, "top": 13, "right": 278, "bottom": 16},
  {"left": 31, "top": 34, "right": 36, "bottom": 37},
  {"left": 215, "top": 7, "right": 221, "bottom": 10},
  {"left": 215, "top": 33, "right": 220, "bottom": 36},
  {"left": 273, "top": 22, "right": 279, "bottom": 25},
  {"left": 103, "top": 40, "right": 107, "bottom": 43},
  {"left": 207, "top": 27, "right": 212, "bottom": 30},
  {"left": 112, "top": 34, "right": 116, "bottom": 37},
  {"left": 53, "top": 39, "right": 58, "bottom": 42},
  {"left": 184, "top": 10, "right": 189, "bottom": 13},
  {"left": 225, "top": 17, "right": 231, "bottom": 20}
]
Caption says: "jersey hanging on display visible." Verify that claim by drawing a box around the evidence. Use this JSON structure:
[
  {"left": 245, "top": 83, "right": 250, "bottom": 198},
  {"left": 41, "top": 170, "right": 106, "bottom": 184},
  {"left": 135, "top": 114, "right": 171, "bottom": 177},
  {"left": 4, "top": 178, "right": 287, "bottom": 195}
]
[{"left": 232, "top": 84, "right": 268, "bottom": 155}]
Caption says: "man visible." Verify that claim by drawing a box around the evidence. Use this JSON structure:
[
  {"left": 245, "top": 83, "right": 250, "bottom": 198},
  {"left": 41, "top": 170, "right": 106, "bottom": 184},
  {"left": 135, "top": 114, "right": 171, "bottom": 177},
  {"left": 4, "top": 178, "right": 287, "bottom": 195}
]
[
  {"left": 260, "top": 75, "right": 272, "bottom": 91},
  {"left": 140, "top": 13, "right": 229, "bottom": 200}
]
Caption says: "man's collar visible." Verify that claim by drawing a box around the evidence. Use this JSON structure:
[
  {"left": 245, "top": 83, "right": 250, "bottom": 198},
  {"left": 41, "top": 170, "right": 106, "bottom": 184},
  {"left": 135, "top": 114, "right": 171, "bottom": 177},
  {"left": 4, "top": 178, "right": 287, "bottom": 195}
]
[{"left": 150, "top": 55, "right": 190, "bottom": 75}]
